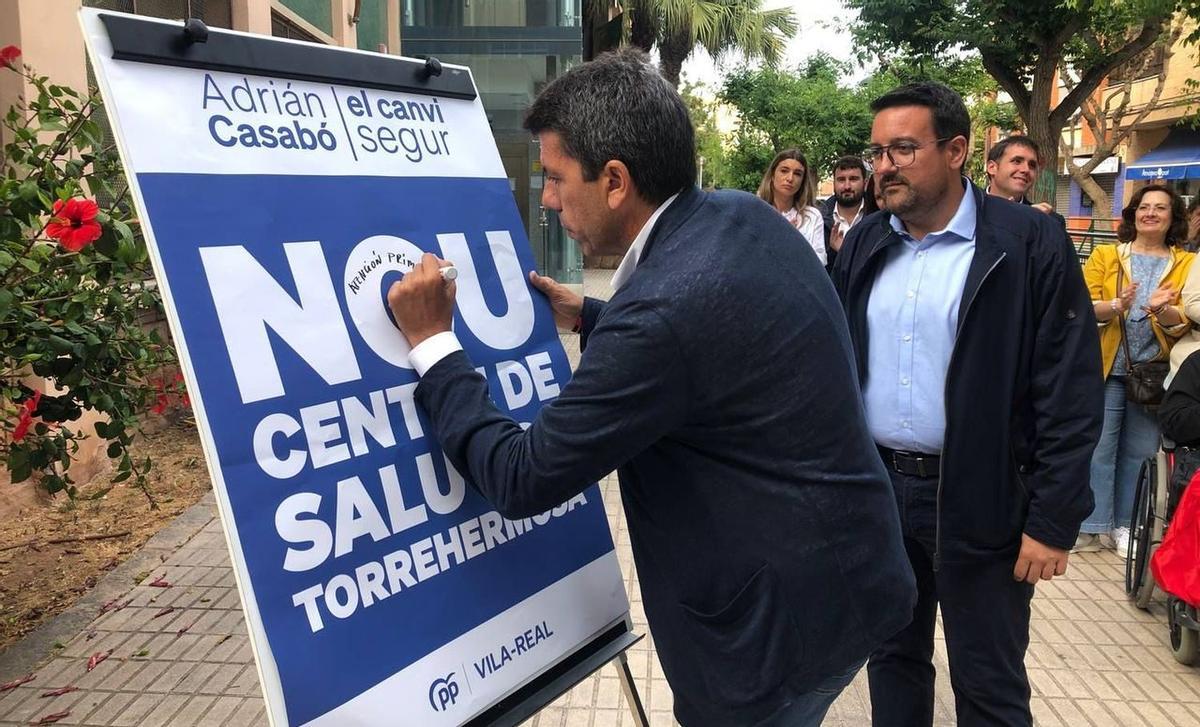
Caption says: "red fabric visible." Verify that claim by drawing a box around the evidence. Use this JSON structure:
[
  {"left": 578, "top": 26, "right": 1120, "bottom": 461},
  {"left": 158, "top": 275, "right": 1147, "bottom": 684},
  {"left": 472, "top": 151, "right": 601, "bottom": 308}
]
[{"left": 1151, "top": 469, "right": 1200, "bottom": 607}]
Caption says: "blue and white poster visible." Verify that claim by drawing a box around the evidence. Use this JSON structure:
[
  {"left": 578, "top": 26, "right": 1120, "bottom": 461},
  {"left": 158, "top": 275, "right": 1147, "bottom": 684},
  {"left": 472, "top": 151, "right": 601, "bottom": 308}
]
[{"left": 81, "top": 10, "right": 628, "bottom": 726}]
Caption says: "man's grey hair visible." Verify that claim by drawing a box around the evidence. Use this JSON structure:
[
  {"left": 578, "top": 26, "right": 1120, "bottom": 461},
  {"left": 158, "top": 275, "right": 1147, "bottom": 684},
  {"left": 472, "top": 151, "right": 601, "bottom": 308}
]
[{"left": 524, "top": 48, "right": 696, "bottom": 205}]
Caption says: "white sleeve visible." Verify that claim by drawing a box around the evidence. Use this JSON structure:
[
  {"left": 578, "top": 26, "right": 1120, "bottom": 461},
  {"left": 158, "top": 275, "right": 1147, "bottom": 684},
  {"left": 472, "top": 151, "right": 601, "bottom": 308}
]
[
  {"left": 801, "top": 208, "right": 827, "bottom": 266},
  {"left": 408, "top": 331, "right": 464, "bottom": 376}
]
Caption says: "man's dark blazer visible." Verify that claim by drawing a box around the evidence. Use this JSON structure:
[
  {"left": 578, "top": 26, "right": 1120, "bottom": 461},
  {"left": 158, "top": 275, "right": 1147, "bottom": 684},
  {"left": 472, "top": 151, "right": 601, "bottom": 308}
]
[
  {"left": 1016, "top": 192, "right": 1068, "bottom": 230},
  {"left": 417, "top": 185, "right": 915, "bottom": 726}
]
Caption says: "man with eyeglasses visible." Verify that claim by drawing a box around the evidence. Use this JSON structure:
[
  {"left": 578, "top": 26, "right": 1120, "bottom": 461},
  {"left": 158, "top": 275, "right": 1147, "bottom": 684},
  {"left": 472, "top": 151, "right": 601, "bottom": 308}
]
[{"left": 832, "top": 82, "right": 1104, "bottom": 726}]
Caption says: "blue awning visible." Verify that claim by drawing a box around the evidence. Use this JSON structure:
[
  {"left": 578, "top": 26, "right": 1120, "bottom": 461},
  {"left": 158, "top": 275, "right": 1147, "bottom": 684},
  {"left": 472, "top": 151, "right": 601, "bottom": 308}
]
[{"left": 1126, "top": 128, "right": 1200, "bottom": 180}]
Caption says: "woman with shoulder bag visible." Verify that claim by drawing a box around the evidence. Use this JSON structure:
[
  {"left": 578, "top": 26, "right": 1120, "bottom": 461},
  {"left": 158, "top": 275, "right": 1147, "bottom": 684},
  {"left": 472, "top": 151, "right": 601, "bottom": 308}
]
[{"left": 1079, "top": 184, "right": 1194, "bottom": 556}]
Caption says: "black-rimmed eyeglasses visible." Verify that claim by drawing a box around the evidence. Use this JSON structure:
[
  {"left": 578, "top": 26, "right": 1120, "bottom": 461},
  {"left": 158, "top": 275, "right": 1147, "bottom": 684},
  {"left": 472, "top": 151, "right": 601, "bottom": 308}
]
[{"left": 862, "top": 138, "right": 952, "bottom": 168}]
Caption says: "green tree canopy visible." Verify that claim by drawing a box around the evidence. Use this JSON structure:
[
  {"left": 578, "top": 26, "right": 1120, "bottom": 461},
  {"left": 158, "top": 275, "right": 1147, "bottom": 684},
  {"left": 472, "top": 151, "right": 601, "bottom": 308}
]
[
  {"left": 595, "top": 0, "right": 798, "bottom": 86},
  {"left": 2, "top": 55, "right": 176, "bottom": 501},
  {"left": 846, "top": 0, "right": 1189, "bottom": 201},
  {"left": 717, "top": 53, "right": 1011, "bottom": 191},
  {"left": 719, "top": 55, "right": 875, "bottom": 190},
  {"left": 865, "top": 55, "right": 1018, "bottom": 182},
  {"left": 679, "top": 80, "right": 727, "bottom": 188}
]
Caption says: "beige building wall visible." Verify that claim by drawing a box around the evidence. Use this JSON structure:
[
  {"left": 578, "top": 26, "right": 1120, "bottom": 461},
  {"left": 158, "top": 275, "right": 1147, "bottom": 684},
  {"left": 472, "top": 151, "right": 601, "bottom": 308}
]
[
  {"left": 1088, "top": 17, "right": 1200, "bottom": 207},
  {"left": 1110, "top": 26, "right": 1199, "bottom": 129},
  {"left": 0, "top": 0, "right": 88, "bottom": 145},
  {"left": 1125, "top": 126, "right": 1172, "bottom": 171},
  {"left": 1, "top": 0, "right": 97, "bottom": 498},
  {"left": 232, "top": 0, "right": 273, "bottom": 34},
  {"left": 0, "top": 0, "right": 404, "bottom": 118}
]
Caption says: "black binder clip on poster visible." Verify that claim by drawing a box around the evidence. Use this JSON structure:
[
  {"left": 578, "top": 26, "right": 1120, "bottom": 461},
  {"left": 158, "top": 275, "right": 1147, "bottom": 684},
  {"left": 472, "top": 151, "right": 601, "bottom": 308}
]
[
  {"left": 180, "top": 18, "right": 208, "bottom": 46},
  {"left": 100, "top": 12, "right": 476, "bottom": 100},
  {"left": 419, "top": 55, "right": 443, "bottom": 80}
]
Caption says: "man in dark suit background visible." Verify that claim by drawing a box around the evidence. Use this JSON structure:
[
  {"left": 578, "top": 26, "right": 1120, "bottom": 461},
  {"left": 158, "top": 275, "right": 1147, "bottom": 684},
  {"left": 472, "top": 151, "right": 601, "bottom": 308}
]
[
  {"left": 820, "top": 155, "right": 871, "bottom": 271},
  {"left": 386, "top": 49, "right": 915, "bottom": 727}
]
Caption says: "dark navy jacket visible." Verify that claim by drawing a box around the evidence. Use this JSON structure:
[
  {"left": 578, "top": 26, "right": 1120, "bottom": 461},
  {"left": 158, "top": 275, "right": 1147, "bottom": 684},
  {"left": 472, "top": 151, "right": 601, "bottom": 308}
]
[
  {"left": 417, "top": 186, "right": 915, "bottom": 725},
  {"left": 820, "top": 194, "right": 839, "bottom": 271},
  {"left": 832, "top": 184, "right": 1103, "bottom": 562}
]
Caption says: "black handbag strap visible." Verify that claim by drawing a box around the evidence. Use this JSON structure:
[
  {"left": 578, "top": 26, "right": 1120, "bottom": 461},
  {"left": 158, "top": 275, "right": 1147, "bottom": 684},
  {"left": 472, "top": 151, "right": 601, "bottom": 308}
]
[{"left": 1116, "top": 263, "right": 1136, "bottom": 366}]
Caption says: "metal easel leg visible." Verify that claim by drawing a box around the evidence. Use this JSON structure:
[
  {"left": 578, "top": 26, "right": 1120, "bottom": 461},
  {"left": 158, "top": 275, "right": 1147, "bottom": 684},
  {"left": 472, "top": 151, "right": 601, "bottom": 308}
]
[{"left": 615, "top": 651, "right": 650, "bottom": 727}]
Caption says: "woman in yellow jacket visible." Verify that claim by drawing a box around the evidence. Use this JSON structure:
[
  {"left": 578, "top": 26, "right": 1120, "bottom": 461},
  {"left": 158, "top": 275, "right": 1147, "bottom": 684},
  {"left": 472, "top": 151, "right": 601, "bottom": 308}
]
[{"left": 1080, "top": 184, "right": 1194, "bottom": 556}]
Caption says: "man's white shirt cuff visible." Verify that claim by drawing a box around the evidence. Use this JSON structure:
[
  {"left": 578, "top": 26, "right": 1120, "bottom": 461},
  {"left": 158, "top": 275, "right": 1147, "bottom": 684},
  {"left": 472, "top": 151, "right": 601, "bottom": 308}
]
[{"left": 409, "top": 331, "right": 463, "bottom": 376}]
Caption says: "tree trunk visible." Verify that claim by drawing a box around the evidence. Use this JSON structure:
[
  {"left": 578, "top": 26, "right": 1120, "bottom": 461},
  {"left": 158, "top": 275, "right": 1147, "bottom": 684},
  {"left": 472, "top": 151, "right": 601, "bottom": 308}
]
[
  {"left": 630, "top": 1, "right": 657, "bottom": 52},
  {"left": 1061, "top": 22, "right": 1180, "bottom": 222},
  {"left": 1075, "top": 169, "right": 1110, "bottom": 214},
  {"left": 1022, "top": 110, "right": 1059, "bottom": 206},
  {"left": 980, "top": 50, "right": 1059, "bottom": 205},
  {"left": 658, "top": 30, "right": 691, "bottom": 87},
  {"left": 1024, "top": 46, "right": 1062, "bottom": 206}
]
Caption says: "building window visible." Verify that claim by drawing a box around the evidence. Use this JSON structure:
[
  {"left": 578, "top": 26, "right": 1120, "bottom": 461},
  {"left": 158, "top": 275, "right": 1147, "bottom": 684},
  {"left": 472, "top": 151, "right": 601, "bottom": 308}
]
[
  {"left": 400, "top": 1, "right": 584, "bottom": 282},
  {"left": 277, "top": 0, "right": 334, "bottom": 36},
  {"left": 404, "top": 1, "right": 581, "bottom": 28},
  {"left": 271, "top": 11, "right": 325, "bottom": 43},
  {"left": 1079, "top": 173, "right": 1118, "bottom": 217},
  {"left": 1108, "top": 44, "right": 1166, "bottom": 85},
  {"left": 83, "top": 0, "right": 232, "bottom": 27},
  {"left": 1056, "top": 175, "right": 1072, "bottom": 213},
  {"left": 356, "top": 0, "right": 388, "bottom": 52}
]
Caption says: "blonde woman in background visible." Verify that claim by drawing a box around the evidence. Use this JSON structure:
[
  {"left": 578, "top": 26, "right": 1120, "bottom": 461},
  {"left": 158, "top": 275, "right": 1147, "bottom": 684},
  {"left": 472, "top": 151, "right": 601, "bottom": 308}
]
[{"left": 759, "top": 149, "right": 827, "bottom": 265}]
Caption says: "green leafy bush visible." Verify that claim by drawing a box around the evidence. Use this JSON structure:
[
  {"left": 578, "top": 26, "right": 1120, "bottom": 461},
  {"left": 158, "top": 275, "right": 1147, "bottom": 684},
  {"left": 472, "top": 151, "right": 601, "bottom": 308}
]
[{"left": 1, "top": 46, "right": 177, "bottom": 504}]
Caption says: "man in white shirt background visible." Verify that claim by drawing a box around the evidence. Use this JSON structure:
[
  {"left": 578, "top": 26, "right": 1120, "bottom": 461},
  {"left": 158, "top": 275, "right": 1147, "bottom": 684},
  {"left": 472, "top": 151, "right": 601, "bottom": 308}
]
[{"left": 822, "top": 155, "right": 869, "bottom": 270}]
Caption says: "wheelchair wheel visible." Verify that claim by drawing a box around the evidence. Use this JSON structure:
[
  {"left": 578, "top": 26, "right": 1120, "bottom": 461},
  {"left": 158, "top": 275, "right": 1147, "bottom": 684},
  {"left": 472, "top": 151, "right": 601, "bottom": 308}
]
[
  {"left": 1126, "top": 458, "right": 1156, "bottom": 609},
  {"left": 1169, "top": 597, "right": 1199, "bottom": 666}
]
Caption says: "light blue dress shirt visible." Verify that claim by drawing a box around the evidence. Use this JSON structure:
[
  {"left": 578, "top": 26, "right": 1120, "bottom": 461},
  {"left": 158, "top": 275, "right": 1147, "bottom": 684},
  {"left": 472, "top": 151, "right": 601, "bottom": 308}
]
[{"left": 864, "top": 185, "right": 977, "bottom": 454}]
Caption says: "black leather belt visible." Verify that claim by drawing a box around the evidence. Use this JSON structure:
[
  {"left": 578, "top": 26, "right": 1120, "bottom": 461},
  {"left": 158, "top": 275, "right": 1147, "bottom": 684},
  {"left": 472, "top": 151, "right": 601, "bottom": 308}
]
[{"left": 878, "top": 446, "right": 941, "bottom": 479}]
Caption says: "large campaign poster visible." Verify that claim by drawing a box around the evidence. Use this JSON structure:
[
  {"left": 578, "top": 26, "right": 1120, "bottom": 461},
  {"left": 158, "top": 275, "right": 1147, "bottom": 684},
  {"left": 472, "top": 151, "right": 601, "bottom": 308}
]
[{"left": 81, "top": 10, "right": 629, "bottom": 726}]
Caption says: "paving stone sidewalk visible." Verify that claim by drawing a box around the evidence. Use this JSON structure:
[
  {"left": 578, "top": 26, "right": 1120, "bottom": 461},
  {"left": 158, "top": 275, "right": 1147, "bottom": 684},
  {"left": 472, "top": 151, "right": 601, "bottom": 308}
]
[
  {"left": 2, "top": 477, "right": 1199, "bottom": 727},
  {"left": 2, "top": 269, "right": 1198, "bottom": 725}
]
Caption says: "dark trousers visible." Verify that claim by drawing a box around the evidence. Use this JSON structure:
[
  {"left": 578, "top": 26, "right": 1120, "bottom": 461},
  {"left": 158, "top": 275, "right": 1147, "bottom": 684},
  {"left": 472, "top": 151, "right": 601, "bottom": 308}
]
[{"left": 868, "top": 469, "right": 1034, "bottom": 727}]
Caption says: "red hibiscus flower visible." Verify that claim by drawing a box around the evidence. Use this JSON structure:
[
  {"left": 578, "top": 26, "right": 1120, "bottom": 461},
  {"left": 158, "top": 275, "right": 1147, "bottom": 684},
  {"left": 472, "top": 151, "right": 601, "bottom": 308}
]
[
  {"left": 46, "top": 198, "right": 102, "bottom": 252},
  {"left": 0, "top": 46, "right": 19, "bottom": 69},
  {"left": 12, "top": 392, "right": 42, "bottom": 442}
]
